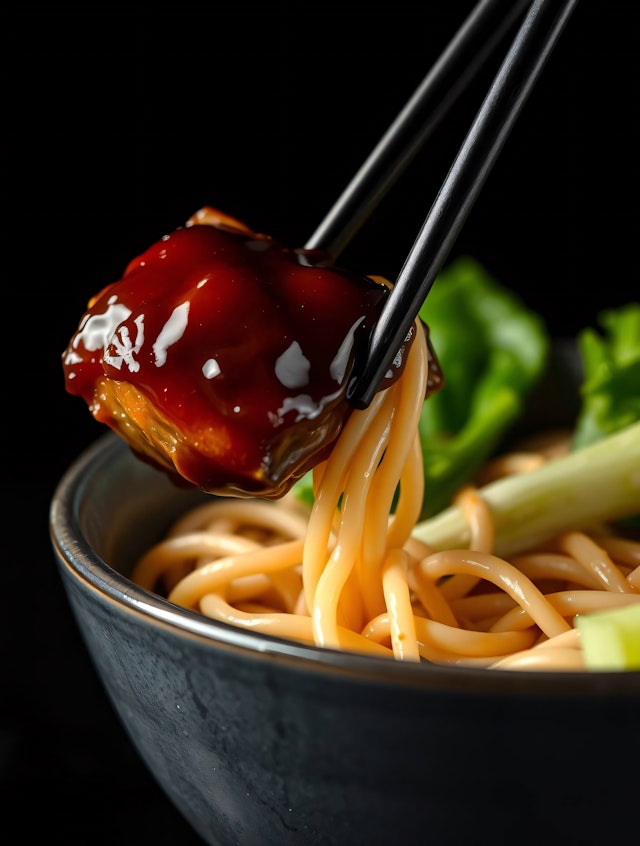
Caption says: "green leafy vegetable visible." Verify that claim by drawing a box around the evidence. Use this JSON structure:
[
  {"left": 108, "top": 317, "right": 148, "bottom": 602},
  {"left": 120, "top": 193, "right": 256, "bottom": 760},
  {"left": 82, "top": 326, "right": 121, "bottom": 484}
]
[
  {"left": 572, "top": 302, "right": 640, "bottom": 449},
  {"left": 417, "top": 257, "right": 549, "bottom": 517}
]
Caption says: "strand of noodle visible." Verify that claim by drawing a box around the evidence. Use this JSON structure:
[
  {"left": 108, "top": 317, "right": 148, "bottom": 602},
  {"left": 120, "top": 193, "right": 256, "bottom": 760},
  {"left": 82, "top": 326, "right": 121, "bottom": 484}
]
[
  {"left": 386, "top": 434, "right": 425, "bottom": 550},
  {"left": 437, "top": 487, "right": 495, "bottom": 601},
  {"left": 510, "top": 552, "right": 605, "bottom": 589},
  {"left": 407, "top": 566, "right": 460, "bottom": 627},
  {"left": 198, "top": 592, "right": 393, "bottom": 656},
  {"left": 359, "top": 326, "right": 428, "bottom": 618},
  {"left": 489, "top": 630, "right": 583, "bottom": 670},
  {"left": 450, "top": 592, "right": 517, "bottom": 626},
  {"left": 311, "top": 388, "right": 399, "bottom": 646},
  {"left": 404, "top": 535, "right": 434, "bottom": 561},
  {"left": 334, "top": 565, "right": 365, "bottom": 633},
  {"left": 311, "top": 459, "right": 327, "bottom": 496},
  {"left": 595, "top": 535, "right": 640, "bottom": 568},
  {"left": 293, "top": 588, "right": 308, "bottom": 616},
  {"left": 490, "top": 590, "right": 640, "bottom": 631},
  {"left": 132, "top": 533, "right": 261, "bottom": 590},
  {"left": 359, "top": 615, "right": 489, "bottom": 665},
  {"left": 455, "top": 487, "right": 495, "bottom": 552},
  {"left": 362, "top": 613, "right": 535, "bottom": 661},
  {"left": 233, "top": 567, "right": 303, "bottom": 613},
  {"left": 167, "top": 502, "right": 229, "bottom": 535},
  {"left": 533, "top": 628, "right": 581, "bottom": 649},
  {"left": 330, "top": 385, "right": 398, "bottom": 631},
  {"left": 382, "top": 549, "right": 420, "bottom": 661},
  {"left": 264, "top": 568, "right": 304, "bottom": 613},
  {"left": 557, "top": 531, "right": 632, "bottom": 592},
  {"left": 167, "top": 539, "right": 304, "bottom": 609},
  {"left": 414, "top": 614, "right": 537, "bottom": 657},
  {"left": 301, "top": 388, "right": 388, "bottom": 608},
  {"left": 419, "top": 549, "right": 571, "bottom": 638},
  {"left": 489, "top": 647, "right": 585, "bottom": 671},
  {"left": 165, "top": 503, "right": 305, "bottom": 593},
  {"left": 628, "top": 566, "right": 640, "bottom": 590},
  {"left": 233, "top": 601, "right": 282, "bottom": 613},
  {"left": 168, "top": 498, "right": 309, "bottom": 539},
  {"left": 335, "top": 391, "right": 402, "bottom": 634},
  {"left": 225, "top": 574, "right": 274, "bottom": 603},
  {"left": 202, "top": 518, "right": 237, "bottom": 536},
  {"left": 352, "top": 386, "right": 404, "bottom": 617}
]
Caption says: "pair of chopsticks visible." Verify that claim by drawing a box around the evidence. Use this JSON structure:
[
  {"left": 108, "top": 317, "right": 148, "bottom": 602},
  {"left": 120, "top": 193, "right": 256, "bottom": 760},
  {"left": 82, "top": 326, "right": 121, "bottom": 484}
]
[{"left": 306, "top": 0, "right": 579, "bottom": 410}]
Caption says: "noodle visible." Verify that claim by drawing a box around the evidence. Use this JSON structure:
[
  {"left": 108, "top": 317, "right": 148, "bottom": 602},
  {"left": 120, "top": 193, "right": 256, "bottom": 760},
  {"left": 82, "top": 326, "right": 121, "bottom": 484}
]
[{"left": 131, "top": 321, "right": 640, "bottom": 671}]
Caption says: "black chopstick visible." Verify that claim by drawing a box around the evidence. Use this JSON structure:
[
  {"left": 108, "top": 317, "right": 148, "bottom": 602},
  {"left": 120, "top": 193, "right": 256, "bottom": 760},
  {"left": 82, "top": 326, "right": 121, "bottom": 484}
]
[
  {"left": 347, "top": 0, "right": 579, "bottom": 410},
  {"left": 305, "top": 0, "right": 531, "bottom": 259}
]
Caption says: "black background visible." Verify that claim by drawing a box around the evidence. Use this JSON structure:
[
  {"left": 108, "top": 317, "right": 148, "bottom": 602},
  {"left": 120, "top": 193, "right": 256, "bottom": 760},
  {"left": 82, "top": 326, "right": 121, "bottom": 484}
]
[{"left": 4, "top": 1, "right": 638, "bottom": 842}]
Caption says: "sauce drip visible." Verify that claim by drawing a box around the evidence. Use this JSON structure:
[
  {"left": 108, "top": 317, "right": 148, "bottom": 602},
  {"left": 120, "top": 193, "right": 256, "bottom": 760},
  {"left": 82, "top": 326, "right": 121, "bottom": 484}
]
[{"left": 62, "top": 207, "right": 420, "bottom": 497}]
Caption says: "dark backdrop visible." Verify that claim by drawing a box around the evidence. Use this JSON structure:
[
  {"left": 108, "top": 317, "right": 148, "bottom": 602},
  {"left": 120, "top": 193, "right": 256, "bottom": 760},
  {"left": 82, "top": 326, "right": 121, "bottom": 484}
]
[{"left": 4, "top": 1, "right": 637, "bottom": 842}]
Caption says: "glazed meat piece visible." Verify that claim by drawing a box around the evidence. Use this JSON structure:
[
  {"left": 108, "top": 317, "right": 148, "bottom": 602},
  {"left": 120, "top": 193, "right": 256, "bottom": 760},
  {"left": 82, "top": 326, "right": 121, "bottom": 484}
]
[{"left": 63, "top": 207, "right": 440, "bottom": 497}]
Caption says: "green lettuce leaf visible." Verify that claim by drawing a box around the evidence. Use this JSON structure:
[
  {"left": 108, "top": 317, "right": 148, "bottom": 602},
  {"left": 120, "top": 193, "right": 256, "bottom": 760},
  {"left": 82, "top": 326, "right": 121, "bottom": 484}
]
[
  {"left": 417, "top": 257, "right": 549, "bottom": 517},
  {"left": 572, "top": 302, "right": 640, "bottom": 450}
]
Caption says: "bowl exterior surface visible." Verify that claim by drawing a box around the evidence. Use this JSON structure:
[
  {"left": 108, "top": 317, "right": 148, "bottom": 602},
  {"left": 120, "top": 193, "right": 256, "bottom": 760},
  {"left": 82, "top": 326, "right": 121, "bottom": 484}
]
[{"left": 52, "top": 435, "right": 640, "bottom": 846}]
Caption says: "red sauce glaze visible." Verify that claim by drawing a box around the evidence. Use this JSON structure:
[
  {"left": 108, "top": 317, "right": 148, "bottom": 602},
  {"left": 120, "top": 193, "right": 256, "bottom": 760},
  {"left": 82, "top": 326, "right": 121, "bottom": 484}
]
[{"left": 62, "top": 207, "right": 404, "bottom": 498}]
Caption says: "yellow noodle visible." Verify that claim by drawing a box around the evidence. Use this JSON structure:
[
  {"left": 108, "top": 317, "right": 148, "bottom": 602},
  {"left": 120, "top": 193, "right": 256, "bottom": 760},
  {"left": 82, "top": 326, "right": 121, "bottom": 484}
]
[
  {"left": 133, "top": 533, "right": 260, "bottom": 590},
  {"left": 301, "top": 389, "right": 387, "bottom": 610},
  {"left": 455, "top": 486, "right": 495, "bottom": 553},
  {"left": 490, "top": 647, "right": 585, "bottom": 671},
  {"left": 362, "top": 614, "right": 535, "bottom": 662},
  {"left": 510, "top": 552, "right": 604, "bottom": 589},
  {"left": 490, "top": 630, "right": 584, "bottom": 670},
  {"left": 450, "top": 592, "right": 517, "bottom": 625},
  {"left": 418, "top": 550, "right": 571, "bottom": 638},
  {"left": 266, "top": 568, "right": 304, "bottom": 613},
  {"left": 490, "top": 590, "right": 640, "bottom": 631},
  {"left": 557, "top": 531, "right": 632, "bottom": 593},
  {"left": 407, "top": 567, "right": 460, "bottom": 628},
  {"left": 414, "top": 615, "right": 537, "bottom": 657},
  {"left": 130, "top": 319, "right": 639, "bottom": 672},
  {"left": 382, "top": 549, "right": 420, "bottom": 661},
  {"left": 225, "top": 574, "right": 277, "bottom": 603},
  {"left": 436, "top": 487, "right": 494, "bottom": 601},
  {"left": 168, "top": 497, "right": 309, "bottom": 539},
  {"left": 595, "top": 535, "right": 640, "bottom": 567},
  {"left": 167, "top": 540, "right": 304, "bottom": 609},
  {"left": 199, "top": 592, "right": 393, "bottom": 657},
  {"left": 359, "top": 330, "right": 428, "bottom": 618},
  {"left": 310, "top": 326, "right": 430, "bottom": 646},
  {"left": 311, "top": 391, "right": 397, "bottom": 646},
  {"left": 385, "top": 435, "right": 425, "bottom": 551}
]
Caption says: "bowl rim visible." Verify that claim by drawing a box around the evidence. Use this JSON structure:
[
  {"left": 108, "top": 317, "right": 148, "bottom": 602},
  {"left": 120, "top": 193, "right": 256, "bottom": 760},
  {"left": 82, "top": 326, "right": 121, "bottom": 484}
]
[{"left": 50, "top": 431, "right": 640, "bottom": 696}]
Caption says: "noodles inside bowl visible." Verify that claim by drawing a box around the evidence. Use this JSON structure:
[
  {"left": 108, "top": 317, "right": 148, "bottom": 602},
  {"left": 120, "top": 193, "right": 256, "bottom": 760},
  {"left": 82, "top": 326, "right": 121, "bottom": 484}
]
[
  {"left": 119, "top": 327, "right": 639, "bottom": 672},
  {"left": 50, "top": 341, "right": 640, "bottom": 846}
]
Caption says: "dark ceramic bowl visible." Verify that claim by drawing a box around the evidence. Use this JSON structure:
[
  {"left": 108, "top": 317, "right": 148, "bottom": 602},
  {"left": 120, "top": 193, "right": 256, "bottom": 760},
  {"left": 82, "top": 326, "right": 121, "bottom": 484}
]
[{"left": 50, "top": 346, "right": 640, "bottom": 846}]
